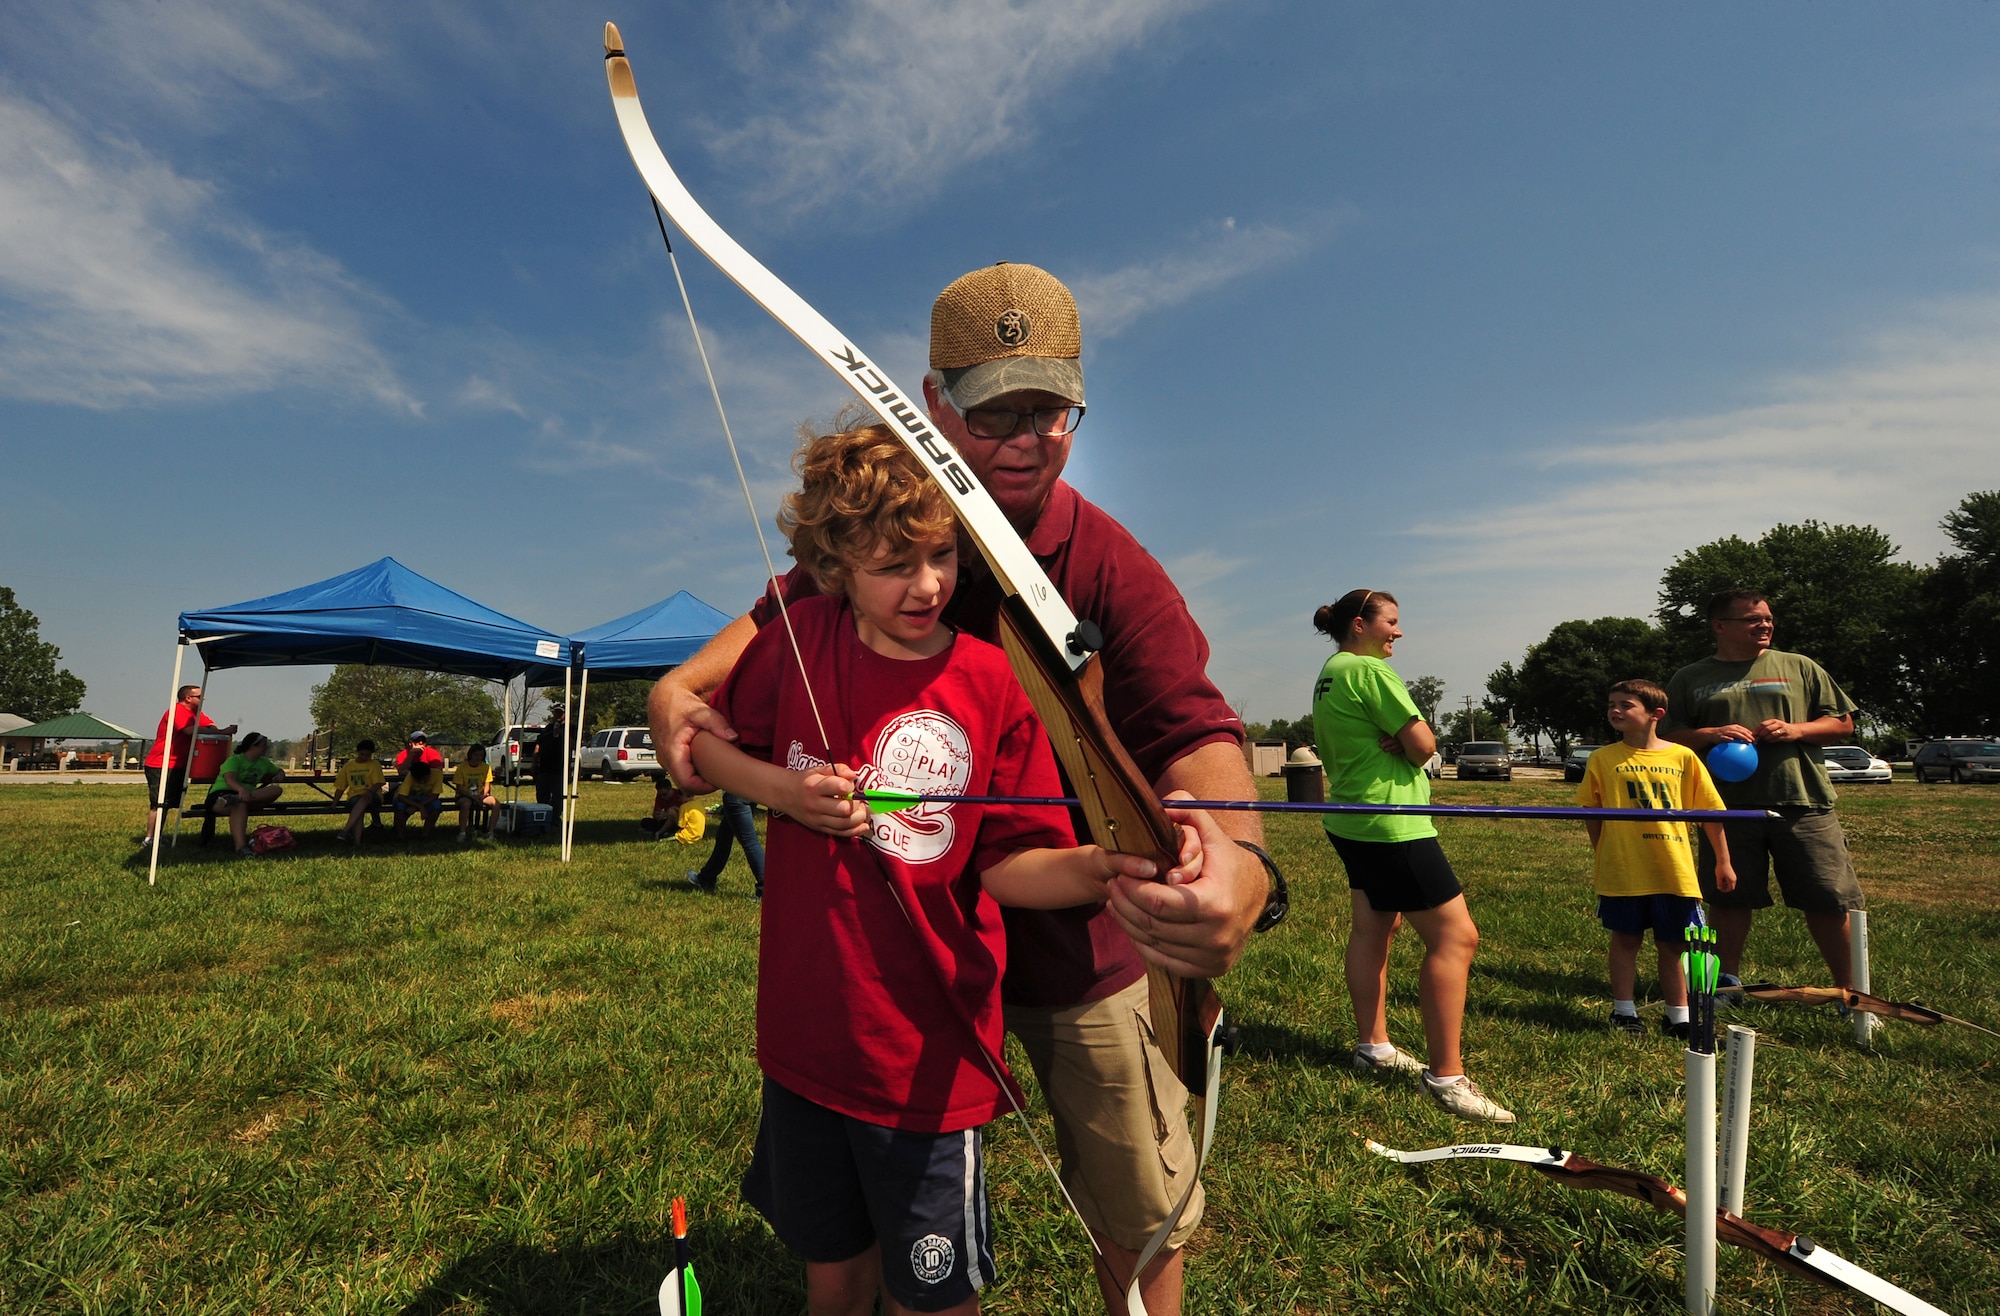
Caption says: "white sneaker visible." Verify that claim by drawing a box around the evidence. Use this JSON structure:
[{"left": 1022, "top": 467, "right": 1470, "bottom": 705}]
[
  {"left": 1351, "top": 1045, "right": 1425, "bottom": 1076},
  {"left": 1423, "top": 1072, "right": 1515, "bottom": 1124}
]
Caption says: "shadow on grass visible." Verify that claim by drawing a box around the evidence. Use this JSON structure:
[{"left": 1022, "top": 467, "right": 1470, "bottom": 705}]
[
  {"left": 1228, "top": 1017, "right": 1351, "bottom": 1068},
  {"left": 399, "top": 1220, "right": 800, "bottom": 1316}
]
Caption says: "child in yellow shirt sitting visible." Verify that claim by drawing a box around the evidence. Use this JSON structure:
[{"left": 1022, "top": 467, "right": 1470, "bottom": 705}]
[
  {"left": 333, "top": 739, "right": 385, "bottom": 846},
  {"left": 454, "top": 744, "right": 499, "bottom": 842}
]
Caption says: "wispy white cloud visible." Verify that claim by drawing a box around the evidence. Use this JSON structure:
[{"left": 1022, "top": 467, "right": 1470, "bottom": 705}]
[
  {"left": 715, "top": 0, "right": 1217, "bottom": 215},
  {"left": 0, "top": 93, "right": 416, "bottom": 409},
  {"left": 1070, "top": 216, "right": 1331, "bottom": 338}
]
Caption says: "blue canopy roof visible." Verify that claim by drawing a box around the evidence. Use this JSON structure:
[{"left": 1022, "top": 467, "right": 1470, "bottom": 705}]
[
  {"left": 179, "top": 558, "right": 570, "bottom": 680},
  {"left": 527, "top": 589, "right": 733, "bottom": 685}
]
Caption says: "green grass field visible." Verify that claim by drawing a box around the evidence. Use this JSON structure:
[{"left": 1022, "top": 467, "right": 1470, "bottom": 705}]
[{"left": 3, "top": 779, "right": 1996, "bottom": 1314}]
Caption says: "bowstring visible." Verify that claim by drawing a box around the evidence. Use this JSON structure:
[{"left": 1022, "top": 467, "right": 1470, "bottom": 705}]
[
  {"left": 652, "top": 196, "right": 831, "bottom": 760},
  {"left": 646, "top": 197, "right": 1106, "bottom": 1275}
]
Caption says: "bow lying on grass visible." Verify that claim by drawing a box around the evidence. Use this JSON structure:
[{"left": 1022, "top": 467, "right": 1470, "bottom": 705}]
[
  {"left": 1364, "top": 1140, "right": 1955, "bottom": 1316},
  {"left": 1723, "top": 983, "right": 2000, "bottom": 1040},
  {"left": 855, "top": 790, "right": 1776, "bottom": 823}
]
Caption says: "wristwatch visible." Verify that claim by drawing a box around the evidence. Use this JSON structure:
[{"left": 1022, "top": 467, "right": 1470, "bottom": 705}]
[{"left": 1237, "top": 839, "right": 1289, "bottom": 933}]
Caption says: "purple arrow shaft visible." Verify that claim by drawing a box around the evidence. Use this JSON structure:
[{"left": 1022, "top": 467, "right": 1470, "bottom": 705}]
[{"left": 864, "top": 795, "right": 1774, "bottom": 822}]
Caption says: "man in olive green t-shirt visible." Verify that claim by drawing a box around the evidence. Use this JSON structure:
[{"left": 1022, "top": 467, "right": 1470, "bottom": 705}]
[{"left": 1662, "top": 590, "right": 1865, "bottom": 987}]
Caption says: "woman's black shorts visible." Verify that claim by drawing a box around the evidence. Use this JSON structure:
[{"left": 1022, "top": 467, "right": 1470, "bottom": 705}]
[{"left": 1326, "top": 833, "right": 1463, "bottom": 913}]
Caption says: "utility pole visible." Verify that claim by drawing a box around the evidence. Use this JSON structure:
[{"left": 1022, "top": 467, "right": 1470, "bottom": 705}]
[{"left": 1462, "top": 695, "right": 1477, "bottom": 741}]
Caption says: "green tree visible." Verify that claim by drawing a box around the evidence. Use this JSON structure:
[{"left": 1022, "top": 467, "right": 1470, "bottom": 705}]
[
  {"left": 1500, "top": 617, "right": 1668, "bottom": 749},
  {"left": 0, "top": 587, "right": 87, "bottom": 721},
  {"left": 308, "top": 666, "right": 502, "bottom": 756},
  {"left": 1405, "top": 675, "right": 1446, "bottom": 727},
  {"left": 1898, "top": 491, "right": 2000, "bottom": 734},
  {"left": 1244, "top": 714, "right": 1316, "bottom": 753},
  {"left": 581, "top": 679, "right": 654, "bottom": 731},
  {"left": 1655, "top": 521, "right": 1917, "bottom": 713}
]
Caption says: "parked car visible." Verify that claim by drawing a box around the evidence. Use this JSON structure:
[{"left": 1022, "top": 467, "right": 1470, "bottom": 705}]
[
  {"left": 1822, "top": 745, "right": 1892, "bottom": 785},
  {"left": 1563, "top": 745, "right": 1605, "bottom": 784},
  {"left": 577, "top": 726, "right": 659, "bottom": 782},
  {"left": 1911, "top": 738, "right": 2000, "bottom": 785},
  {"left": 1455, "top": 742, "right": 1513, "bottom": 781},
  {"left": 1422, "top": 751, "right": 1443, "bottom": 779},
  {"left": 486, "top": 724, "right": 543, "bottom": 785}
]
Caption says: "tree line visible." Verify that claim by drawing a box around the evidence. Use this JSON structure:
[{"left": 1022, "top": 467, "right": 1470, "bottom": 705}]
[{"left": 1485, "top": 491, "right": 1998, "bottom": 752}]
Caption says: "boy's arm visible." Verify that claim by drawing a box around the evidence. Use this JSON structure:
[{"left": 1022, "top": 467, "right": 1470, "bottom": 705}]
[
  {"left": 690, "top": 730, "right": 867, "bottom": 839},
  {"left": 982, "top": 824, "right": 1202, "bottom": 910},
  {"left": 1700, "top": 821, "right": 1736, "bottom": 891},
  {"left": 1584, "top": 819, "right": 1602, "bottom": 847}
]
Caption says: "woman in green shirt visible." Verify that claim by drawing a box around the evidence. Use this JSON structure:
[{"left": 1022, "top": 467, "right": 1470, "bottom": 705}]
[
  {"left": 1311, "top": 589, "right": 1511, "bottom": 1123},
  {"left": 206, "top": 732, "right": 286, "bottom": 857}
]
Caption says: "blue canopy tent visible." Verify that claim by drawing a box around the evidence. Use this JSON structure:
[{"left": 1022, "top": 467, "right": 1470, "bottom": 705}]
[
  {"left": 526, "top": 589, "right": 732, "bottom": 685},
  {"left": 178, "top": 557, "right": 569, "bottom": 679},
  {"left": 528, "top": 589, "right": 733, "bottom": 860},
  {"left": 148, "top": 559, "right": 569, "bottom": 882}
]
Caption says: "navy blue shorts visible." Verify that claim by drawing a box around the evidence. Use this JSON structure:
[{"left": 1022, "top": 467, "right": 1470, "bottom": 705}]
[
  {"left": 742, "top": 1076, "right": 994, "bottom": 1311},
  {"left": 1597, "top": 894, "right": 1702, "bottom": 941}
]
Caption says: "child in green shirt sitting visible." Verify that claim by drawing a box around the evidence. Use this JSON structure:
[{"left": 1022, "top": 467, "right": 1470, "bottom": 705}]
[{"left": 207, "top": 732, "right": 285, "bottom": 857}]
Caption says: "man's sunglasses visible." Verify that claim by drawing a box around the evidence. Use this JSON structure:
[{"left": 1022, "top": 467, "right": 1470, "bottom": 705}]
[{"left": 960, "top": 405, "right": 1085, "bottom": 440}]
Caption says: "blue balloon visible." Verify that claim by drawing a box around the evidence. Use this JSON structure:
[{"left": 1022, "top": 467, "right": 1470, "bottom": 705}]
[{"left": 1706, "top": 740, "right": 1759, "bottom": 783}]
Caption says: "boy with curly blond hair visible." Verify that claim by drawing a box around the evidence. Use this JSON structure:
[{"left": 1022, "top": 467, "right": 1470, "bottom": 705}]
[{"left": 692, "top": 421, "right": 1195, "bottom": 1315}]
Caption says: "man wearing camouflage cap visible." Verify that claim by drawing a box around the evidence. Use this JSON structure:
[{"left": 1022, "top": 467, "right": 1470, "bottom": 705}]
[{"left": 653, "top": 262, "right": 1269, "bottom": 1312}]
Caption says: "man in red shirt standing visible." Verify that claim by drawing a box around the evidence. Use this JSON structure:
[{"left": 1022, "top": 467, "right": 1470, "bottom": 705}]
[
  {"left": 652, "top": 262, "right": 1270, "bottom": 1314},
  {"left": 141, "top": 685, "right": 235, "bottom": 847}
]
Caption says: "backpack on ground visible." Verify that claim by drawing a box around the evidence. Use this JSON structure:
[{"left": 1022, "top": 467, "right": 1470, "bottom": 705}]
[{"left": 249, "top": 824, "right": 296, "bottom": 855}]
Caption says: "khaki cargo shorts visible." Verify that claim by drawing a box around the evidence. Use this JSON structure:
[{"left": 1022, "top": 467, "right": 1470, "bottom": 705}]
[
  {"left": 1698, "top": 807, "right": 1865, "bottom": 914},
  {"left": 1004, "top": 976, "right": 1204, "bottom": 1253}
]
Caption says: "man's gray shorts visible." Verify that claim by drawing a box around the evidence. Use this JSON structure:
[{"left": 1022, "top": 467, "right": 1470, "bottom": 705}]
[{"left": 1697, "top": 807, "right": 1864, "bottom": 914}]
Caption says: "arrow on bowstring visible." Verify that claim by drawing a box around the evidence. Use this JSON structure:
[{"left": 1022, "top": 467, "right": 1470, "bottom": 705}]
[
  {"left": 602, "top": 27, "right": 1220, "bottom": 1312},
  {"left": 854, "top": 790, "right": 1777, "bottom": 823},
  {"left": 1363, "top": 1140, "right": 1956, "bottom": 1316},
  {"left": 1723, "top": 983, "right": 2000, "bottom": 1041}
]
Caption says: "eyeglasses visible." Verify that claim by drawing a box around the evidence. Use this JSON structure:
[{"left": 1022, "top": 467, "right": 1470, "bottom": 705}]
[{"left": 959, "top": 404, "right": 1085, "bottom": 440}]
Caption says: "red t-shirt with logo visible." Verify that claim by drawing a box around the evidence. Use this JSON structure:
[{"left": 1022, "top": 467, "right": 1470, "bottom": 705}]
[
  {"left": 752, "top": 479, "right": 1243, "bottom": 1008},
  {"left": 714, "top": 594, "right": 1074, "bottom": 1132},
  {"left": 145, "top": 703, "right": 216, "bottom": 769}
]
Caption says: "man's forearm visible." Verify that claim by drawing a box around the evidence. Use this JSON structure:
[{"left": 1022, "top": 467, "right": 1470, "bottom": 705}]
[
  {"left": 1154, "top": 739, "right": 1263, "bottom": 844},
  {"left": 1796, "top": 714, "right": 1856, "bottom": 745}
]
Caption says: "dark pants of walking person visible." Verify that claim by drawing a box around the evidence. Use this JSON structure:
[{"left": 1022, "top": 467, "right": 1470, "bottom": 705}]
[
  {"left": 534, "top": 771, "right": 563, "bottom": 827},
  {"left": 692, "top": 793, "right": 765, "bottom": 894}
]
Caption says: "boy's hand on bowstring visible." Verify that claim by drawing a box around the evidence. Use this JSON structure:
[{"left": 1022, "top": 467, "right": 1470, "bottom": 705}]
[{"left": 788, "top": 764, "right": 870, "bottom": 838}]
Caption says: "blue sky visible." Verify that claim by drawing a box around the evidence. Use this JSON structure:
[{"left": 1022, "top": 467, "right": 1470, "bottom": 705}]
[{"left": 4, "top": 1, "right": 1998, "bottom": 739}]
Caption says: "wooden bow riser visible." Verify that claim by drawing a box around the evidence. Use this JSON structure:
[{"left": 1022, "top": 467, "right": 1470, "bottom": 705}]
[
  {"left": 1735, "top": 984, "right": 1947, "bottom": 1027},
  {"left": 995, "top": 599, "right": 1222, "bottom": 1089},
  {"left": 1538, "top": 1158, "right": 1832, "bottom": 1289}
]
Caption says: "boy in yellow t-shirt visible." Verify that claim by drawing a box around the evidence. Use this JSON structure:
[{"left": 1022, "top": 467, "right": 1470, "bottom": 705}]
[
  {"left": 333, "top": 739, "right": 386, "bottom": 845},
  {"left": 453, "top": 744, "right": 499, "bottom": 842},
  {"left": 1578, "top": 680, "right": 1737, "bottom": 1040}
]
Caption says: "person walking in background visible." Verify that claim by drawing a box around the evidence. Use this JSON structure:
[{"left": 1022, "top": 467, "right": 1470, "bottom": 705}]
[
  {"left": 534, "top": 704, "right": 568, "bottom": 828},
  {"left": 688, "top": 792, "right": 765, "bottom": 898},
  {"left": 1577, "top": 680, "right": 1736, "bottom": 1038},
  {"left": 140, "top": 685, "right": 236, "bottom": 848},
  {"left": 1662, "top": 590, "right": 1866, "bottom": 988},
  {"left": 1310, "top": 589, "right": 1512, "bottom": 1123}
]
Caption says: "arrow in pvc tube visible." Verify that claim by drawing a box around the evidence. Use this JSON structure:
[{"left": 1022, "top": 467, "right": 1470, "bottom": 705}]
[{"left": 657, "top": 1197, "right": 702, "bottom": 1316}]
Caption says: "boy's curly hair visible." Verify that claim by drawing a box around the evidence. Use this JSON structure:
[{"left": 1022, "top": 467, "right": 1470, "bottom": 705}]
[{"left": 779, "top": 410, "right": 957, "bottom": 593}]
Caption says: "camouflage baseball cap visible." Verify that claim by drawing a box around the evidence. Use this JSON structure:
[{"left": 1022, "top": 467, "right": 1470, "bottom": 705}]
[{"left": 930, "top": 262, "right": 1084, "bottom": 409}]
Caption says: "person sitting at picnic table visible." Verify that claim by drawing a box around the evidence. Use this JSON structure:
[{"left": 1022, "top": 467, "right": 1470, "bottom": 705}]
[
  {"left": 391, "top": 731, "right": 448, "bottom": 840},
  {"left": 453, "top": 744, "right": 500, "bottom": 843},
  {"left": 332, "top": 738, "right": 386, "bottom": 845},
  {"left": 206, "top": 731, "right": 285, "bottom": 857}
]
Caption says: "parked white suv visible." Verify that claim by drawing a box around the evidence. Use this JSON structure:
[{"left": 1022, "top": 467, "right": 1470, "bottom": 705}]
[
  {"left": 486, "top": 724, "right": 543, "bottom": 785},
  {"left": 577, "top": 726, "right": 659, "bottom": 782}
]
